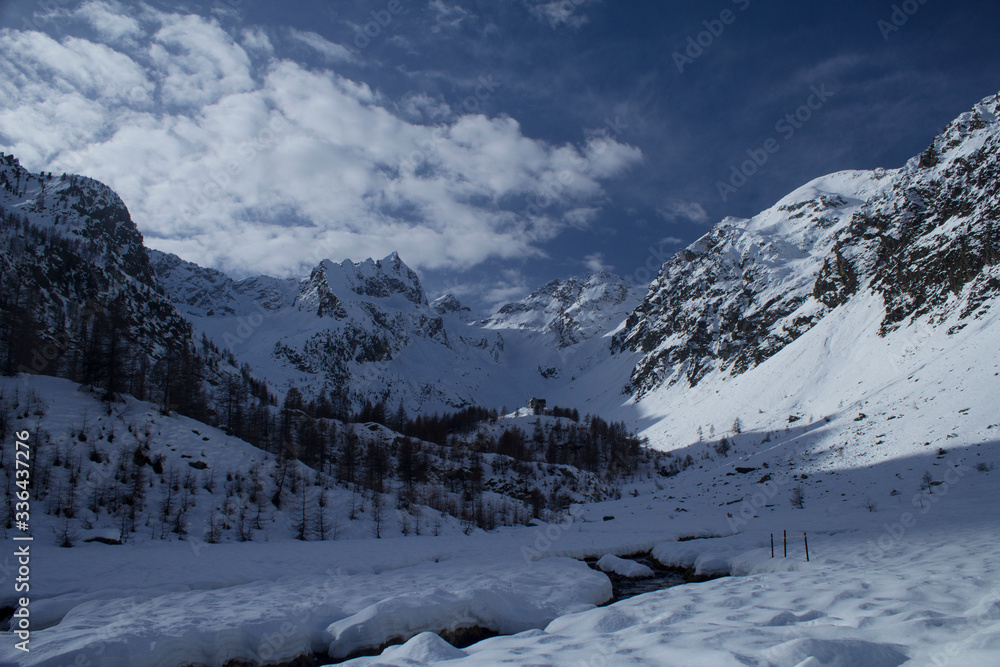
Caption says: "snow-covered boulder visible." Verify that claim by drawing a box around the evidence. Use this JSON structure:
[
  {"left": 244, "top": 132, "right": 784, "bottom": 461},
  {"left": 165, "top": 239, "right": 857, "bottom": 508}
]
[{"left": 596, "top": 554, "right": 654, "bottom": 578}]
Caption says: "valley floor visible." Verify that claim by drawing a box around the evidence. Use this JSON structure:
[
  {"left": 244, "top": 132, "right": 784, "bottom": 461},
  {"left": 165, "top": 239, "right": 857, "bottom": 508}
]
[{"left": 2, "top": 443, "right": 998, "bottom": 666}]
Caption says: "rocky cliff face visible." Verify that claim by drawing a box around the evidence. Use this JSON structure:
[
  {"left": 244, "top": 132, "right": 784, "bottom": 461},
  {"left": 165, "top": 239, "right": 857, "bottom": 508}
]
[
  {"left": 815, "top": 94, "right": 1000, "bottom": 334},
  {"left": 0, "top": 154, "right": 193, "bottom": 370},
  {"left": 430, "top": 294, "right": 473, "bottom": 320},
  {"left": 612, "top": 92, "right": 1000, "bottom": 397}
]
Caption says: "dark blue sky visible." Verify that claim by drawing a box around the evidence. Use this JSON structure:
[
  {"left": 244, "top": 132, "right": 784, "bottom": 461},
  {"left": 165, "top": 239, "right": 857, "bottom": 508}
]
[{"left": 1, "top": 0, "right": 998, "bottom": 311}]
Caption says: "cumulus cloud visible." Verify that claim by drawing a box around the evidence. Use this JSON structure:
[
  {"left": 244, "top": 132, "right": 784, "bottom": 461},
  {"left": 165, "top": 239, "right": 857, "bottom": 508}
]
[
  {"left": 564, "top": 207, "right": 598, "bottom": 229},
  {"left": 149, "top": 13, "right": 255, "bottom": 108},
  {"left": 657, "top": 198, "right": 710, "bottom": 224},
  {"left": 583, "top": 252, "right": 611, "bottom": 274},
  {"left": 75, "top": 1, "right": 143, "bottom": 44},
  {"left": 0, "top": 6, "right": 640, "bottom": 279},
  {"left": 241, "top": 27, "right": 274, "bottom": 55}
]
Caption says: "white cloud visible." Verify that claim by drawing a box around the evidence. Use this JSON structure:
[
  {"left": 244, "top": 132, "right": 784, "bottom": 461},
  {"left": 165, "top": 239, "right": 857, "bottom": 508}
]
[
  {"left": 288, "top": 28, "right": 353, "bottom": 63},
  {"left": 483, "top": 269, "right": 533, "bottom": 311},
  {"left": 429, "top": 0, "right": 473, "bottom": 31},
  {"left": 149, "top": 13, "right": 254, "bottom": 107},
  {"left": 583, "top": 252, "right": 611, "bottom": 274},
  {"left": 398, "top": 92, "right": 452, "bottom": 122},
  {"left": 526, "top": 1, "right": 593, "bottom": 30},
  {"left": 241, "top": 27, "right": 274, "bottom": 56},
  {"left": 564, "top": 207, "right": 598, "bottom": 228},
  {"left": 657, "top": 198, "right": 710, "bottom": 224},
  {"left": 75, "top": 1, "right": 143, "bottom": 44},
  {"left": 0, "top": 30, "right": 151, "bottom": 104},
  {"left": 0, "top": 7, "right": 640, "bottom": 280}
]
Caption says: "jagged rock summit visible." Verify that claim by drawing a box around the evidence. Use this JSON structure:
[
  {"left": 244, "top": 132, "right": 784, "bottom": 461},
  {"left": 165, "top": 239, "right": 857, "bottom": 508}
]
[{"left": 485, "top": 272, "right": 645, "bottom": 348}]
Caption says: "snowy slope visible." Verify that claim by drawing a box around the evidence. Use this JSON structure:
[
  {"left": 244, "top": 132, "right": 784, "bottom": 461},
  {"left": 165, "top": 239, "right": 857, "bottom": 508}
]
[
  {"left": 0, "top": 376, "right": 469, "bottom": 551},
  {"left": 334, "top": 284, "right": 1000, "bottom": 665},
  {"left": 610, "top": 171, "right": 892, "bottom": 394},
  {"left": 4, "top": 337, "right": 997, "bottom": 665}
]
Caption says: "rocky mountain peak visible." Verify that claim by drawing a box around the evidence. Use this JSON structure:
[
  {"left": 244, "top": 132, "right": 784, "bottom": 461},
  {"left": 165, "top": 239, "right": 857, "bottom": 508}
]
[
  {"left": 486, "top": 271, "right": 644, "bottom": 348},
  {"left": 431, "top": 293, "right": 473, "bottom": 319},
  {"left": 295, "top": 252, "right": 427, "bottom": 318},
  {"left": 1, "top": 152, "right": 154, "bottom": 287}
]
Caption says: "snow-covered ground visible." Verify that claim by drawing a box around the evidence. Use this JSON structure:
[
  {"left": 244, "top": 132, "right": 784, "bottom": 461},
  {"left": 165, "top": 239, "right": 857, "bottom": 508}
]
[{"left": 3, "top": 434, "right": 997, "bottom": 665}]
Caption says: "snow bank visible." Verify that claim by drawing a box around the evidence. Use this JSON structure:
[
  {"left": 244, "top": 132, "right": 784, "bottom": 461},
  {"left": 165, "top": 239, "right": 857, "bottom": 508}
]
[
  {"left": 651, "top": 536, "right": 748, "bottom": 575},
  {"left": 10, "top": 557, "right": 609, "bottom": 667},
  {"left": 595, "top": 554, "right": 653, "bottom": 578},
  {"left": 339, "top": 470, "right": 1000, "bottom": 666},
  {"left": 326, "top": 558, "right": 609, "bottom": 659}
]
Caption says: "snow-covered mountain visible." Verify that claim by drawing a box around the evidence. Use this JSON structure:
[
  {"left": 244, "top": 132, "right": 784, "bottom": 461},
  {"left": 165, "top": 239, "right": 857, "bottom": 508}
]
[
  {"left": 147, "top": 250, "right": 298, "bottom": 319},
  {"left": 0, "top": 154, "right": 194, "bottom": 380},
  {"left": 611, "top": 92, "right": 1000, "bottom": 400},
  {"left": 5, "top": 91, "right": 999, "bottom": 429},
  {"left": 429, "top": 293, "right": 473, "bottom": 320},
  {"left": 152, "top": 250, "right": 514, "bottom": 411},
  {"left": 150, "top": 92, "right": 1000, "bottom": 421},
  {"left": 484, "top": 272, "right": 644, "bottom": 348},
  {"left": 151, "top": 250, "right": 643, "bottom": 413}
]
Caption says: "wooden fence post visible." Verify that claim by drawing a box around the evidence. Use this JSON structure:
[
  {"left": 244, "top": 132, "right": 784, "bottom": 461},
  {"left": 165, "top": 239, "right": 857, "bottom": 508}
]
[
  {"left": 804, "top": 532, "right": 809, "bottom": 562},
  {"left": 783, "top": 529, "right": 787, "bottom": 558},
  {"left": 770, "top": 533, "right": 774, "bottom": 558}
]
